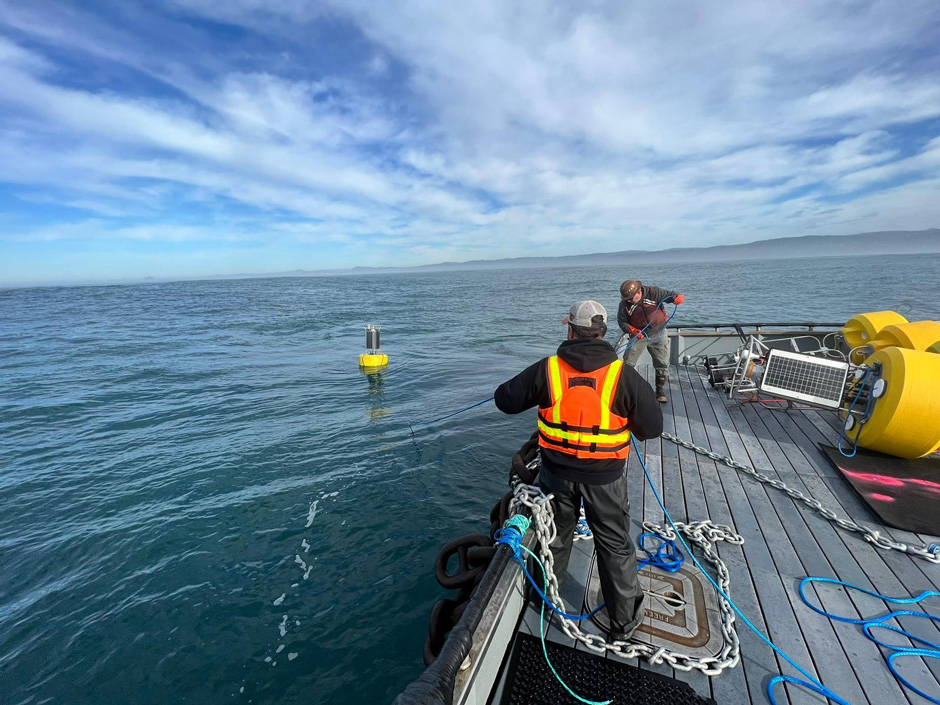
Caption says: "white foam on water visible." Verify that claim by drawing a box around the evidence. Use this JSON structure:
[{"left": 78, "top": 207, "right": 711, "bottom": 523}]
[
  {"left": 304, "top": 500, "right": 319, "bottom": 527},
  {"left": 321, "top": 491, "right": 339, "bottom": 499},
  {"left": 288, "top": 652, "right": 298, "bottom": 661},
  {"left": 303, "top": 564, "right": 313, "bottom": 580},
  {"left": 294, "top": 554, "right": 307, "bottom": 571},
  {"left": 276, "top": 644, "right": 285, "bottom": 653},
  {"left": 273, "top": 593, "right": 285, "bottom": 606},
  {"left": 291, "top": 583, "right": 299, "bottom": 588},
  {"left": 264, "top": 657, "right": 271, "bottom": 663},
  {"left": 313, "top": 604, "right": 335, "bottom": 619},
  {"left": 294, "top": 619, "right": 300, "bottom": 626},
  {"left": 301, "top": 539, "right": 310, "bottom": 553},
  {"left": 240, "top": 687, "right": 244, "bottom": 693},
  {"left": 279, "top": 615, "right": 288, "bottom": 637}
]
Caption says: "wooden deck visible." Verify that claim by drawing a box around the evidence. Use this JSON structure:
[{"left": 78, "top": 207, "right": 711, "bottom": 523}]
[{"left": 517, "top": 363, "right": 940, "bottom": 705}]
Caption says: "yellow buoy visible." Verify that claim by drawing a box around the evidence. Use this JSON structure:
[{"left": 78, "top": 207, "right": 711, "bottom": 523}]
[
  {"left": 866, "top": 320, "right": 940, "bottom": 357},
  {"left": 359, "top": 352, "right": 389, "bottom": 369},
  {"left": 359, "top": 324, "right": 388, "bottom": 372},
  {"left": 845, "top": 346, "right": 940, "bottom": 459},
  {"left": 840, "top": 311, "right": 908, "bottom": 349}
]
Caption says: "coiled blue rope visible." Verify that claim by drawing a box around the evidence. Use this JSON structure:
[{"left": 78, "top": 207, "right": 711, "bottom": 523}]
[
  {"left": 637, "top": 532, "right": 684, "bottom": 573},
  {"left": 799, "top": 576, "right": 940, "bottom": 704}
]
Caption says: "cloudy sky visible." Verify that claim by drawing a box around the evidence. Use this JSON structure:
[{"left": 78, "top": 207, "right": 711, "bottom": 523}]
[{"left": 1, "top": 1, "right": 939, "bottom": 283}]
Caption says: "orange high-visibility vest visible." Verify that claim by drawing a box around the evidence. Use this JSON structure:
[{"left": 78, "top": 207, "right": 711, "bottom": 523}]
[{"left": 537, "top": 356, "right": 631, "bottom": 460}]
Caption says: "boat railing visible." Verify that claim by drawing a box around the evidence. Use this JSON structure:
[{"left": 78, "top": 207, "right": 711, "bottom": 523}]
[{"left": 667, "top": 322, "right": 843, "bottom": 332}]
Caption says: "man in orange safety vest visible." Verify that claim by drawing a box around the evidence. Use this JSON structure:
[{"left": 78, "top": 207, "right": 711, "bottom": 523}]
[{"left": 494, "top": 300, "right": 663, "bottom": 642}]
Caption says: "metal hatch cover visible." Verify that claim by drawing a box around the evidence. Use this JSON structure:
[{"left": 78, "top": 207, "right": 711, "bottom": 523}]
[{"left": 584, "top": 553, "right": 724, "bottom": 656}]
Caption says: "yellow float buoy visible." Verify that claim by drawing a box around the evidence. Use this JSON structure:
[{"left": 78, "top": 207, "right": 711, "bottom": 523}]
[
  {"left": 359, "top": 324, "right": 388, "bottom": 372},
  {"left": 840, "top": 311, "right": 908, "bottom": 349},
  {"left": 867, "top": 320, "right": 940, "bottom": 354},
  {"left": 844, "top": 346, "right": 940, "bottom": 459}
]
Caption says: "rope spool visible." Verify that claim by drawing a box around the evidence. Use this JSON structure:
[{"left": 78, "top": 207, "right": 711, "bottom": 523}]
[
  {"left": 846, "top": 347, "right": 940, "bottom": 458},
  {"left": 840, "top": 311, "right": 908, "bottom": 349}
]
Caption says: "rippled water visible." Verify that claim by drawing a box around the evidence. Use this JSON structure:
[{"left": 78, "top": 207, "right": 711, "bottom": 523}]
[{"left": 1, "top": 254, "right": 938, "bottom": 704}]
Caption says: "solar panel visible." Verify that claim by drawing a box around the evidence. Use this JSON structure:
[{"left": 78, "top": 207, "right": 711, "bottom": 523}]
[{"left": 759, "top": 349, "right": 849, "bottom": 409}]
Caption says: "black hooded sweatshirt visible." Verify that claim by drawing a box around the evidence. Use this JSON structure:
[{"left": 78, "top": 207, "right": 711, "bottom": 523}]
[{"left": 494, "top": 337, "right": 663, "bottom": 484}]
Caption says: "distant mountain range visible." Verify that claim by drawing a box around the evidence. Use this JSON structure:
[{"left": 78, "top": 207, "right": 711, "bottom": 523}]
[
  {"left": 7, "top": 229, "right": 939, "bottom": 288},
  {"left": 220, "top": 228, "right": 940, "bottom": 279}
]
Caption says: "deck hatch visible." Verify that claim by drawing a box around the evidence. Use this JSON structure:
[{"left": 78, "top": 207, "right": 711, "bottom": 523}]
[{"left": 760, "top": 349, "right": 849, "bottom": 408}]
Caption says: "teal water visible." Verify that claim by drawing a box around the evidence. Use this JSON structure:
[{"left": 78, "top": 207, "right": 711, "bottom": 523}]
[{"left": 1, "top": 254, "right": 938, "bottom": 704}]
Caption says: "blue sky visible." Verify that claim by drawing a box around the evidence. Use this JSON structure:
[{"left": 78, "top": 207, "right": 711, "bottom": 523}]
[{"left": 1, "top": 1, "right": 939, "bottom": 284}]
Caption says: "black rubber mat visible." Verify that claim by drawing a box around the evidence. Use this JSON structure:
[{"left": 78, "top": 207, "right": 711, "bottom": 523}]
[
  {"left": 820, "top": 443, "right": 940, "bottom": 535},
  {"left": 496, "top": 632, "right": 716, "bottom": 705}
]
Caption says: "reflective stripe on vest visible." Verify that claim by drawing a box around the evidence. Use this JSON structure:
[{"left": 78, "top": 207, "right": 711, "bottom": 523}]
[{"left": 537, "top": 356, "right": 631, "bottom": 459}]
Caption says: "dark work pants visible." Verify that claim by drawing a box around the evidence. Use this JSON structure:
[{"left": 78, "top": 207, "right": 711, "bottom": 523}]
[{"left": 539, "top": 468, "right": 644, "bottom": 635}]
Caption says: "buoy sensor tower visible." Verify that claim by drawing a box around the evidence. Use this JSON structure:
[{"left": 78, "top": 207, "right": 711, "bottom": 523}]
[{"left": 359, "top": 324, "right": 388, "bottom": 371}]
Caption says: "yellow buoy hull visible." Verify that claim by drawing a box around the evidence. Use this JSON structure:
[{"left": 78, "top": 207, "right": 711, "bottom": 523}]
[
  {"left": 359, "top": 353, "right": 388, "bottom": 370},
  {"left": 868, "top": 320, "right": 940, "bottom": 356},
  {"left": 846, "top": 347, "right": 940, "bottom": 459},
  {"left": 841, "top": 311, "right": 908, "bottom": 349}
]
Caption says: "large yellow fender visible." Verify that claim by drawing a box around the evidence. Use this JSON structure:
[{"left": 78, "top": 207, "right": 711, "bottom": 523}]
[
  {"left": 845, "top": 346, "right": 940, "bottom": 459},
  {"left": 840, "top": 311, "right": 908, "bottom": 349}
]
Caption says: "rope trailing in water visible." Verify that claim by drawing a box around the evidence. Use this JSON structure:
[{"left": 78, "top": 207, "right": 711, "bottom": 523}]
[
  {"left": 406, "top": 396, "right": 495, "bottom": 451},
  {"left": 797, "top": 577, "right": 940, "bottom": 705},
  {"left": 410, "top": 396, "right": 494, "bottom": 436},
  {"left": 495, "top": 515, "right": 612, "bottom": 705},
  {"left": 631, "top": 437, "right": 855, "bottom": 705}
]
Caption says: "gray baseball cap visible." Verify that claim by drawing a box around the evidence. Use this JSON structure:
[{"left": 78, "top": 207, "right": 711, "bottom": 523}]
[{"left": 563, "top": 300, "right": 608, "bottom": 327}]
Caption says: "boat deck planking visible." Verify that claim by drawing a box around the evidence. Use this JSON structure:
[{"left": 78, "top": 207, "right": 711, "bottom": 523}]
[{"left": 510, "top": 363, "right": 940, "bottom": 705}]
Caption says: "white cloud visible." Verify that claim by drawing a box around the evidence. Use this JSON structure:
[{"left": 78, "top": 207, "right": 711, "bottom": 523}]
[{"left": 0, "top": 0, "right": 939, "bottom": 279}]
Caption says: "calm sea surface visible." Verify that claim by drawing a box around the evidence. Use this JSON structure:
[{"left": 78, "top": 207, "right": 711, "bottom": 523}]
[{"left": 1, "top": 254, "right": 939, "bottom": 704}]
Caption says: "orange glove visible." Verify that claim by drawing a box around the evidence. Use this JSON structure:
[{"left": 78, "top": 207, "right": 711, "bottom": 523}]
[
  {"left": 628, "top": 325, "right": 645, "bottom": 339},
  {"left": 673, "top": 294, "right": 685, "bottom": 305}
]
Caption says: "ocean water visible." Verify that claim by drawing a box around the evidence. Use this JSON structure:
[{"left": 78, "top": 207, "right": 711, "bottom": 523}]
[{"left": 1, "top": 253, "right": 938, "bottom": 705}]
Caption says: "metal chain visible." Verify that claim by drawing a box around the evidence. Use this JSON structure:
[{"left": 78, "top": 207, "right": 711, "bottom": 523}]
[
  {"left": 508, "top": 482, "right": 743, "bottom": 676},
  {"left": 660, "top": 432, "right": 940, "bottom": 564}
]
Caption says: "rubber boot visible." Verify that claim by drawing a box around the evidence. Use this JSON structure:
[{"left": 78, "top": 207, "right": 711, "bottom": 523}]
[{"left": 655, "top": 374, "right": 668, "bottom": 404}]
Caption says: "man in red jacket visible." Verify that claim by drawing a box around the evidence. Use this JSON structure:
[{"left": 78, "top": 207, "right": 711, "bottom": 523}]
[
  {"left": 617, "top": 280, "right": 685, "bottom": 403},
  {"left": 494, "top": 300, "right": 663, "bottom": 642}
]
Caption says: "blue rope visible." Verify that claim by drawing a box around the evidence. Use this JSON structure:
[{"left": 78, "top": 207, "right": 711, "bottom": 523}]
[
  {"left": 799, "top": 577, "right": 940, "bottom": 704},
  {"left": 637, "top": 532, "right": 684, "bottom": 573},
  {"left": 618, "top": 300, "right": 679, "bottom": 355},
  {"left": 495, "top": 521, "right": 607, "bottom": 622},
  {"left": 494, "top": 515, "right": 611, "bottom": 705},
  {"left": 523, "top": 543, "right": 612, "bottom": 705},
  {"left": 630, "top": 437, "right": 854, "bottom": 705},
  {"left": 411, "top": 396, "right": 494, "bottom": 434},
  {"left": 837, "top": 369, "right": 875, "bottom": 458}
]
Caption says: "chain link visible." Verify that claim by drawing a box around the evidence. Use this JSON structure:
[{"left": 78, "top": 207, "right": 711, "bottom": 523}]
[
  {"left": 508, "top": 482, "right": 743, "bottom": 676},
  {"left": 660, "top": 432, "right": 940, "bottom": 564}
]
